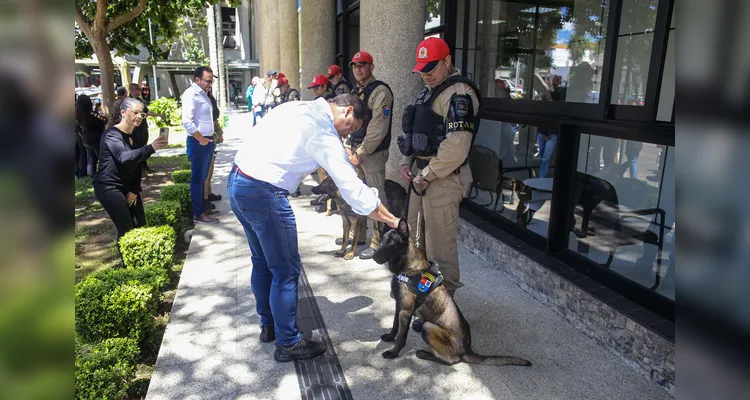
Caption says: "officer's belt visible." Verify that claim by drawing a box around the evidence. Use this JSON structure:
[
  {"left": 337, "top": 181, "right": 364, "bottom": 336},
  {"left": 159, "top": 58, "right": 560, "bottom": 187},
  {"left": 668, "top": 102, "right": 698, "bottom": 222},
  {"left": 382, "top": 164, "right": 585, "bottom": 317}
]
[{"left": 412, "top": 157, "right": 465, "bottom": 174}]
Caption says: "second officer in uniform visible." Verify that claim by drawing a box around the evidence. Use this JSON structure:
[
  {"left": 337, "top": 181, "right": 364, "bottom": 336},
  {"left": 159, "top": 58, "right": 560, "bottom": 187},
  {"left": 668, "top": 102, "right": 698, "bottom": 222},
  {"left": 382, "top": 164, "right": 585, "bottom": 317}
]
[
  {"left": 398, "top": 38, "right": 481, "bottom": 296},
  {"left": 327, "top": 64, "right": 352, "bottom": 96},
  {"left": 347, "top": 51, "right": 394, "bottom": 260}
]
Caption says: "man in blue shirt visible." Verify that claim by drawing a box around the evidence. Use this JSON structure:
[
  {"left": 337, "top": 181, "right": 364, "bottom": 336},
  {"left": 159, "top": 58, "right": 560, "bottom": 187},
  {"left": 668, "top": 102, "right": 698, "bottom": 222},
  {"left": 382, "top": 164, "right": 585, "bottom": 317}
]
[{"left": 229, "top": 93, "right": 400, "bottom": 362}]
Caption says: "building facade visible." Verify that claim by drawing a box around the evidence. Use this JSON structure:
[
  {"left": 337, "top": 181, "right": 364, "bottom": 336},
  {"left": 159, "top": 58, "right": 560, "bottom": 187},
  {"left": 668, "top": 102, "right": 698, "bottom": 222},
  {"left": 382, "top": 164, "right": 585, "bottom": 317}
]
[{"left": 261, "top": 0, "right": 675, "bottom": 394}]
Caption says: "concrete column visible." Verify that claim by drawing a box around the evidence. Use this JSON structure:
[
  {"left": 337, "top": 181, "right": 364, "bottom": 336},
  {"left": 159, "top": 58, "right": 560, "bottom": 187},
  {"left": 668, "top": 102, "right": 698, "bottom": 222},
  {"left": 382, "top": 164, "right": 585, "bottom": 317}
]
[
  {"left": 239, "top": 0, "right": 250, "bottom": 61},
  {"left": 119, "top": 61, "right": 132, "bottom": 88},
  {"left": 300, "top": 0, "right": 335, "bottom": 100},
  {"left": 278, "top": 0, "right": 300, "bottom": 90},
  {"left": 260, "top": 0, "right": 280, "bottom": 75},
  {"left": 360, "top": 0, "right": 426, "bottom": 182}
]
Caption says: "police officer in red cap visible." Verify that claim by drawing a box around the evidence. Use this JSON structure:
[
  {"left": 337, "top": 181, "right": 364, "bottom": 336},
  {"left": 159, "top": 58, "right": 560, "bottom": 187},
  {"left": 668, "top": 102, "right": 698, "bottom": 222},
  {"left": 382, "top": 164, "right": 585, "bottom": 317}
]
[
  {"left": 274, "top": 74, "right": 301, "bottom": 107},
  {"left": 327, "top": 64, "right": 352, "bottom": 96},
  {"left": 308, "top": 74, "right": 335, "bottom": 100},
  {"left": 398, "top": 37, "right": 481, "bottom": 297},
  {"left": 347, "top": 50, "right": 394, "bottom": 260}
]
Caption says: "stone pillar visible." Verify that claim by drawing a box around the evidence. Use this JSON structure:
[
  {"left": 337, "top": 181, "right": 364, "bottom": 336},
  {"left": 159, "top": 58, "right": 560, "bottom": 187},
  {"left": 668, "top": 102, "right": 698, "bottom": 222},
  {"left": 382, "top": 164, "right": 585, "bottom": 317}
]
[
  {"left": 300, "top": 0, "right": 335, "bottom": 100},
  {"left": 360, "top": 0, "right": 426, "bottom": 182},
  {"left": 260, "top": 0, "right": 280, "bottom": 74},
  {"left": 119, "top": 61, "right": 132, "bottom": 88},
  {"left": 279, "top": 0, "right": 300, "bottom": 90}
]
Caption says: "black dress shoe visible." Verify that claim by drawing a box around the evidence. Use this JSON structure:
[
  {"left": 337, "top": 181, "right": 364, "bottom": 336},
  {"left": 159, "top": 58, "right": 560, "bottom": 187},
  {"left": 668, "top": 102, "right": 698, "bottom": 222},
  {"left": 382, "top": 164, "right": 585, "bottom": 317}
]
[
  {"left": 274, "top": 337, "right": 326, "bottom": 362},
  {"left": 359, "top": 247, "right": 376, "bottom": 260},
  {"left": 207, "top": 193, "right": 222, "bottom": 202},
  {"left": 315, "top": 204, "right": 327, "bottom": 213},
  {"left": 207, "top": 202, "right": 216, "bottom": 210},
  {"left": 143, "top": 164, "right": 155, "bottom": 173},
  {"left": 310, "top": 194, "right": 324, "bottom": 206},
  {"left": 259, "top": 325, "right": 275, "bottom": 343},
  {"left": 335, "top": 238, "right": 366, "bottom": 246}
]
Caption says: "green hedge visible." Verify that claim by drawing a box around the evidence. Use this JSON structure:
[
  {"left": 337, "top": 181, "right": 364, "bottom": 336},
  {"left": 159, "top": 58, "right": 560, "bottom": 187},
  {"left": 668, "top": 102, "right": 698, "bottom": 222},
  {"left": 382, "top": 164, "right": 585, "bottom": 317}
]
[
  {"left": 146, "top": 97, "right": 181, "bottom": 128},
  {"left": 180, "top": 158, "right": 192, "bottom": 170},
  {"left": 161, "top": 183, "right": 192, "bottom": 217},
  {"left": 75, "top": 337, "right": 139, "bottom": 400},
  {"left": 172, "top": 169, "right": 191, "bottom": 184},
  {"left": 75, "top": 274, "right": 159, "bottom": 344},
  {"left": 144, "top": 200, "right": 182, "bottom": 234},
  {"left": 119, "top": 226, "right": 176, "bottom": 271}
]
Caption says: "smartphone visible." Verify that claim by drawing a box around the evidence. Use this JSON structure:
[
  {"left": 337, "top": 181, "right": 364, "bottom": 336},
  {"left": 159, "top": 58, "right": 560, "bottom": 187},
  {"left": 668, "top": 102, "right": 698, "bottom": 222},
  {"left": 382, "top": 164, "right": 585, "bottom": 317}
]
[{"left": 159, "top": 127, "right": 169, "bottom": 140}]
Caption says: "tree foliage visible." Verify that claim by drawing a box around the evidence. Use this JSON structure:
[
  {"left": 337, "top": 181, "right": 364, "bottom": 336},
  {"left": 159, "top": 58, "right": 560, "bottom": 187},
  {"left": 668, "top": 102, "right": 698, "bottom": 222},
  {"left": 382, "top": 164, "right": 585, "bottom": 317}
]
[{"left": 75, "top": 0, "right": 212, "bottom": 62}]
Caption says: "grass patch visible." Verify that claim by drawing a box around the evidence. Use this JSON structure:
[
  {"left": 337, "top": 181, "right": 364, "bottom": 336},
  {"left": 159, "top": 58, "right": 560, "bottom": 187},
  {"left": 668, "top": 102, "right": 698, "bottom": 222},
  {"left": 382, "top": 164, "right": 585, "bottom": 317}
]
[
  {"left": 148, "top": 154, "right": 188, "bottom": 167},
  {"left": 164, "top": 143, "right": 184, "bottom": 149},
  {"left": 75, "top": 177, "right": 95, "bottom": 205}
]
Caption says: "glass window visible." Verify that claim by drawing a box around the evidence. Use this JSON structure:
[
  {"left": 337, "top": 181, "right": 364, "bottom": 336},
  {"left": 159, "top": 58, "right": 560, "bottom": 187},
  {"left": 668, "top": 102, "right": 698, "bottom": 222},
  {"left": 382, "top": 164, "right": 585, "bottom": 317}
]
[
  {"left": 569, "top": 135, "right": 674, "bottom": 300},
  {"left": 610, "top": 0, "right": 660, "bottom": 106},
  {"left": 425, "top": 0, "right": 445, "bottom": 30},
  {"left": 475, "top": 0, "right": 609, "bottom": 102},
  {"left": 468, "top": 119, "right": 559, "bottom": 238},
  {"left": 656, "top": 3, "right": 675, "bottom": 121}
]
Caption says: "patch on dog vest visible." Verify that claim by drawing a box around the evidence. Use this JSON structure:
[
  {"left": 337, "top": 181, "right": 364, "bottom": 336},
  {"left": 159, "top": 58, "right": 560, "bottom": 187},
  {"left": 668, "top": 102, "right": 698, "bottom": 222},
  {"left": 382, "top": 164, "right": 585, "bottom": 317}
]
[{"left": 395, "top": 261, "right": 444, "bottom": 308}]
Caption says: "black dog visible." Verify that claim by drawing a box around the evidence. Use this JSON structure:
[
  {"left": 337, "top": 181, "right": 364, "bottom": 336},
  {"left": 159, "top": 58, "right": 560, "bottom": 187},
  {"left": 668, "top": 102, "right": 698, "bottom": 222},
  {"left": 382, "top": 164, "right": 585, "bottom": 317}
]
[{"left": 373, "top": 219, "right": 532, "bottom": 367}]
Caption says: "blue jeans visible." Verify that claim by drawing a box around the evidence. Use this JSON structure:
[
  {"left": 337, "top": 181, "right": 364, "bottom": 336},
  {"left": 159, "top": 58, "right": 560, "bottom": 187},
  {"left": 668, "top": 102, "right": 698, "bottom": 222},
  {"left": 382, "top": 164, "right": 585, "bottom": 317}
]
[
  {"left": 253, "top": 106, "right": 265, "bottom": 126},
  {"left": 536, "top": 133, "right": 557, "bottom": 178},
  {"left": 227, "top": 167, "right": 302, "bottom": 347},
  {"left": 186, "top": 136, "right": 215, "bottom": 217}
]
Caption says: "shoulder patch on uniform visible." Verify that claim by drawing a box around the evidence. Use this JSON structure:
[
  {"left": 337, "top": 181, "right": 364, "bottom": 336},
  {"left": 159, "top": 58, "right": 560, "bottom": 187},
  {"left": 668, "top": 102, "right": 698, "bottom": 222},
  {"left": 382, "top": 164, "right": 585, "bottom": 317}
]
[
  {"left": 382, "top": 104, "right": 390, "bottom": 116},
  {"left": 455, "top": 97, "right": 469, "bottom": 117}
]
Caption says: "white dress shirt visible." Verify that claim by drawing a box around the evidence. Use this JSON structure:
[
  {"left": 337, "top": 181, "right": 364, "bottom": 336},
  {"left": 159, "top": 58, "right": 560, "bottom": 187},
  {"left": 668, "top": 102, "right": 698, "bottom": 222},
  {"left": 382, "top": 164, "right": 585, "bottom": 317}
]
[
  {"left": 234, "top": 98, "right": 381, "bottom": 215},
  {"left": 181, "top": 82, "right": 214, "bottom": 137},
  {"left": 252, "top": 83, "right": 267, "bottom": 108}
]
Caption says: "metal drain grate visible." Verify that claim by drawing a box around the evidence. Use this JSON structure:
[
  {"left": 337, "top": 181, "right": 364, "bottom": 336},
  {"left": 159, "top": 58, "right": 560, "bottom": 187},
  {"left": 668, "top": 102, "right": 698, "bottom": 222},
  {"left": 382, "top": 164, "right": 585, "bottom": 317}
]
[{"left": 295, "top": 268, "right": 353, "bottom": 400}]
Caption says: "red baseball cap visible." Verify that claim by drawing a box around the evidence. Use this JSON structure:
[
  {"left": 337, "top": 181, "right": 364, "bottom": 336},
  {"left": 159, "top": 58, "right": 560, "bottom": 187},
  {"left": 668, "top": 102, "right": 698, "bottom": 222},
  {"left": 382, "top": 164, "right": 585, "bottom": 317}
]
[
  {"left": 277, "top": 72, "right": 286, "bottom": 79},
  {"left": 308, "top": 74, "right": 329, "bottom": 89},
  {"left": 277, "top": 77, "right": 289, "bottom": 87},
  {"left": 327, "top": 64, "right": 342, "bottom": 78},
  {"left": 349, "top": 51, "right": 373, "bottom": 66},
  {"left": 413, "top": 37, "right": 451, "bottom": 73}
]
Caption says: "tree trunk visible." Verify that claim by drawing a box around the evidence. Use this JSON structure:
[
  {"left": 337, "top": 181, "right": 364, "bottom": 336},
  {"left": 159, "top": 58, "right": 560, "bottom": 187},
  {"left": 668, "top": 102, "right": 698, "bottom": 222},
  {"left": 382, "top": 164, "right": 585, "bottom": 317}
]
[
  {"left": 215, "top": 4, "right": 227, "bottom": 110},
  {"left": 206, "top": 4, "right": 219, "bottom": 94},
  {"left": 90, "top": 32, "right": 116, "bottom": 115}
]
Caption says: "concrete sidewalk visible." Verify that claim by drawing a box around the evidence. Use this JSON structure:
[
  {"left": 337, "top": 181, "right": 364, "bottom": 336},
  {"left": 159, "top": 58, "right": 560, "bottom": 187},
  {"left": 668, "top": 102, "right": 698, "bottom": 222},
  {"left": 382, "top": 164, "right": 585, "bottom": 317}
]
[{"left": 146, "top": 111, "right": 671, "bottom": 400}]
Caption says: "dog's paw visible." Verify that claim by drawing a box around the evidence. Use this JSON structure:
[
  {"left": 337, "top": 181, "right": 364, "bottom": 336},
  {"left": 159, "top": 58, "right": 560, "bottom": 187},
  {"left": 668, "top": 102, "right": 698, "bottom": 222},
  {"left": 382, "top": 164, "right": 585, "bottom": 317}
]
[
  {"left": 411, "top": 319, "right": 424, "bottom": 333},
  {"left": 380, "top": 333, "right": 395, "bottom": 342},
  {"left": 343, "top": 253, "right": 355, "bottom": 260},
  {"left": 382, "top": 349, "right": 399, "bottom": 359},
  {"left": 334, "top": 251, "right": 345, "bottom": 258}
]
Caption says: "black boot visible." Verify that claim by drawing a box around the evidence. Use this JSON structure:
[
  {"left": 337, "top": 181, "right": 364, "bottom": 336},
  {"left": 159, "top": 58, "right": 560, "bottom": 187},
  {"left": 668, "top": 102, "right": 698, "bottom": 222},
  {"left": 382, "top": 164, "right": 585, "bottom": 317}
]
[
  {"left": 273, "top": 337, "right": 326, "bottom": 362},
  {"left": 259, "top": 325, "right": 275, "bottom": 343}
]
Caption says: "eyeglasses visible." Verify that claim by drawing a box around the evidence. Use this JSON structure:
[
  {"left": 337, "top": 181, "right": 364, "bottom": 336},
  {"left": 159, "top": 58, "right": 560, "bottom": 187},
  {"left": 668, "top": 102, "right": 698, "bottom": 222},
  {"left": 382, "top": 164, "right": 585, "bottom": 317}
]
[
  {"left": 200, "top": 78, "right": 214, "bottom": 84},
  {"left": 129, "top": 110, "right": 146, "bottom": 118}
]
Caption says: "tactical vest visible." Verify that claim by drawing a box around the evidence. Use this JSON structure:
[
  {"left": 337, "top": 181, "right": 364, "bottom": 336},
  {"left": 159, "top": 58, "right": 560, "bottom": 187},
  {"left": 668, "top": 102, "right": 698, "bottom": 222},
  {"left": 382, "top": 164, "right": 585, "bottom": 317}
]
[
  {"left": 332, "top": 78, "right": 352, "bottom": 95},
  {"left": 350, "top": 80, "right": 392, "bottom": 153},
  {"left": 410, "top": 75, "right": 481, "bottom": 158},
  {"left": 393, "top": 261, "right": 444, "bottom": 310},
  {"left": 278, "top": 88, "right": 300, "bottom": 104}
]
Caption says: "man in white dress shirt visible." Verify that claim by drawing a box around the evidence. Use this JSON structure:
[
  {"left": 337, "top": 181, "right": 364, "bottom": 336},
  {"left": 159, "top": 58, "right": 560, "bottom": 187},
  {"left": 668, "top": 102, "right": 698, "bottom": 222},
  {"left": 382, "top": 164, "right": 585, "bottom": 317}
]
[
  {"left": 228, "top": 93, "right": 400, "bottom": 362},
  {"left": 182, "top": 66, "right": 220, "bottom": 223}
]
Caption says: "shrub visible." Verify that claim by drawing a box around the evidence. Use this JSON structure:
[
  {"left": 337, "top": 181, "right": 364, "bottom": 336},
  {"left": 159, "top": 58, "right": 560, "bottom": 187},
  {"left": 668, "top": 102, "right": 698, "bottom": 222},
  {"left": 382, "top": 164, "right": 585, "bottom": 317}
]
[
  {"left": 97, "top": 264, "right": 170, "bottom": 293},
  {"left": 144, "top": 200, "right": 182, "bottom": 234},
  {"left": 75, "top": 177, "right": 94, "bottom": 204},
  {"left": 75, "top": 276, "right": 159, "bottom": 344},
  {"left": 172, "top": 169, "right": 191, "bottom": 184},
  {"left": 119, "top": 226, "right": 176, "bottom": 271},
  {"left": 75, "top": 337, "right": 139, "bottom": 400},
  {"left": 146, "top": 97, "right": 181, "bottom": 127},
  {"left": 161, "top": 183, "right": 192, "bottom": 217},
  {"left": 180, "top": 158, "right": 192, "bottom": 170}
]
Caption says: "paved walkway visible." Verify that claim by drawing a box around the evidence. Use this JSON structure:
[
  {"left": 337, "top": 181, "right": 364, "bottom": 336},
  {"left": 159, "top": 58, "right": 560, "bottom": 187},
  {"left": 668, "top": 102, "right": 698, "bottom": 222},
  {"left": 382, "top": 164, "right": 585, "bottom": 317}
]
[{"left": 146, "top": 111, "right": 671, "bottom": 400}]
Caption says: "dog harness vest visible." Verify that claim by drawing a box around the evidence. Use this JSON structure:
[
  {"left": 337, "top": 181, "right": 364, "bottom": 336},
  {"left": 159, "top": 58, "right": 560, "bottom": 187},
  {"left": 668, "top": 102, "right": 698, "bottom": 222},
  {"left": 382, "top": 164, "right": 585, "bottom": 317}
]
[
  {"left": 399, "top": 75, "right": 481, "bottom": 160},
  {"left": 395, "top": 261, "right": 444, "bottom": 309},
  {"left": 349, "top": 80, "right": 393, "bottom": 153}
]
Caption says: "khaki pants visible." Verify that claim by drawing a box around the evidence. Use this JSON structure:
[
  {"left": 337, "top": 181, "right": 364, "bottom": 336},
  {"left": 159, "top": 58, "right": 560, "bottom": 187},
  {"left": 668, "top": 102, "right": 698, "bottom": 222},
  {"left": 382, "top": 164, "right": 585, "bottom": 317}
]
[
  {"left": 204, "top": 154, "right": 215, "bottom": 198},
  {"left": 407, "top": 163, "right": 473, "bottom": 293},
  {"left": 359, "top": 149, "right": 388, "bottom": 249}
]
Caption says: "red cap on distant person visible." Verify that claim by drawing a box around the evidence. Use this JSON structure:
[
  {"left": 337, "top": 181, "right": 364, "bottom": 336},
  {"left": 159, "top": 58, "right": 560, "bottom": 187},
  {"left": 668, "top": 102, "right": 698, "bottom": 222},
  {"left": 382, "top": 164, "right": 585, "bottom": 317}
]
[
  {"left": 277, "top": 77, "right": 289, "bottom": 87},
  {"left": 327, "top": 65, "right": 342, "bottom": 78},
  {"left": 277, "top": 72, "right": 286, "bottom": 79},
  {"left": 349, "top": 51, "right": 373, "bottom": 66},
  {"left": 413, "top": 37, "right": 451, "bottom": 73},
  {"left": 308, "top": 74, "right": 329, "bottom": 89}
]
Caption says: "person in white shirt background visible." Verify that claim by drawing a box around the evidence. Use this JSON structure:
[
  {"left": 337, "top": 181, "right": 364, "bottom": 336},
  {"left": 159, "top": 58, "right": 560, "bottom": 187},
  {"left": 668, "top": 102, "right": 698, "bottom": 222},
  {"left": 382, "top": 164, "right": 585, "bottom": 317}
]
[
  {"left": 251, "top": 77, "right": 267, "bottom": 126},
  {"left": 182, "top": 66, "right": 220, "bottom": 224},
  {"left": 228, "top": 93, "right": 400, "bottom": 363}
]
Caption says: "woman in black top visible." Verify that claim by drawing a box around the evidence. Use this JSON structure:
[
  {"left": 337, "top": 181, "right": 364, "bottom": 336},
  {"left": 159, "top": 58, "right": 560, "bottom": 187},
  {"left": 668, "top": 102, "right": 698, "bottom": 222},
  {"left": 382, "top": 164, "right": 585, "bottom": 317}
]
[
  {"left": 93, "top": 98, "right": 168, "bottom": 240},
  {"left": 75, "top": 94, "right": 107, "bottom": 177}
]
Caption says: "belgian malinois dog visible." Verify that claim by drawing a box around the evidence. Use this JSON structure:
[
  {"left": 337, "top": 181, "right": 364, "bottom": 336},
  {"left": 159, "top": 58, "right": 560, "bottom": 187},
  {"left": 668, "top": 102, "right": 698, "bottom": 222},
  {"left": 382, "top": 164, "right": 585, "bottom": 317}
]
[
  {"left": 311, "top": 177, "right": 369, "bottom": 260},
  {"left": 372, "top": 219, "right": 532, "bottom": 367}
]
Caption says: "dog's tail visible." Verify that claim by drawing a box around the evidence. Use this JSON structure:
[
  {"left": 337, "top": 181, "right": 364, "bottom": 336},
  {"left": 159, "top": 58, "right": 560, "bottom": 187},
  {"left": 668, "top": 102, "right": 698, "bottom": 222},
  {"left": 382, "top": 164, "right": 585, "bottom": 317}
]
[{"left": 461, "top": 352, "right": 531, "bottom": 367}]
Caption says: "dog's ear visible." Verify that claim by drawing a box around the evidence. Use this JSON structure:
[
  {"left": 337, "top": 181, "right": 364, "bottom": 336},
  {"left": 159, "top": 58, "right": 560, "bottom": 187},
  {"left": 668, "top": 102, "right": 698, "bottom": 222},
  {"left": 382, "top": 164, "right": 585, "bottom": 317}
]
[{"left": 397, "top": 218, "right": 409, "bottom": 239}]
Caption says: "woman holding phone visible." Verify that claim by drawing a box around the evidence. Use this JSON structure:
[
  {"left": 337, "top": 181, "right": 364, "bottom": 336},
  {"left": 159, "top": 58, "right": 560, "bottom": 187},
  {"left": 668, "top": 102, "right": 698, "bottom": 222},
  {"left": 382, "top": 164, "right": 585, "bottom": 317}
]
[{"left": 93, "top": 98, "right": 168, "bottom": 244}]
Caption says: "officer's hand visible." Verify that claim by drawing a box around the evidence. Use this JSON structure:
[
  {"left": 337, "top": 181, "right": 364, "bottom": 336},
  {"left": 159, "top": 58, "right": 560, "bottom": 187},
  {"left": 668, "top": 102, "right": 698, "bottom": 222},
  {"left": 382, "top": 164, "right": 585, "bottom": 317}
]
[
  {"left": 348, "top": 154, "right": 360, "bottom": 167},
  {"left": 401, "top": 164, "right": 413, "bottom": 182},
  {"left": 413, "top": 174, "right": 429, "bottom": 190}
]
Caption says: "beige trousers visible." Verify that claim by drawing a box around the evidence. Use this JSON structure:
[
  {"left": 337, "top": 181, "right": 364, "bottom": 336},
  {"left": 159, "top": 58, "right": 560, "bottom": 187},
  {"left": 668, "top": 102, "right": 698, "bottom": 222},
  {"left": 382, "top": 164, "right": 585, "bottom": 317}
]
[{"left": 359, "top": 149, "right": 388, "bottom": 248}]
